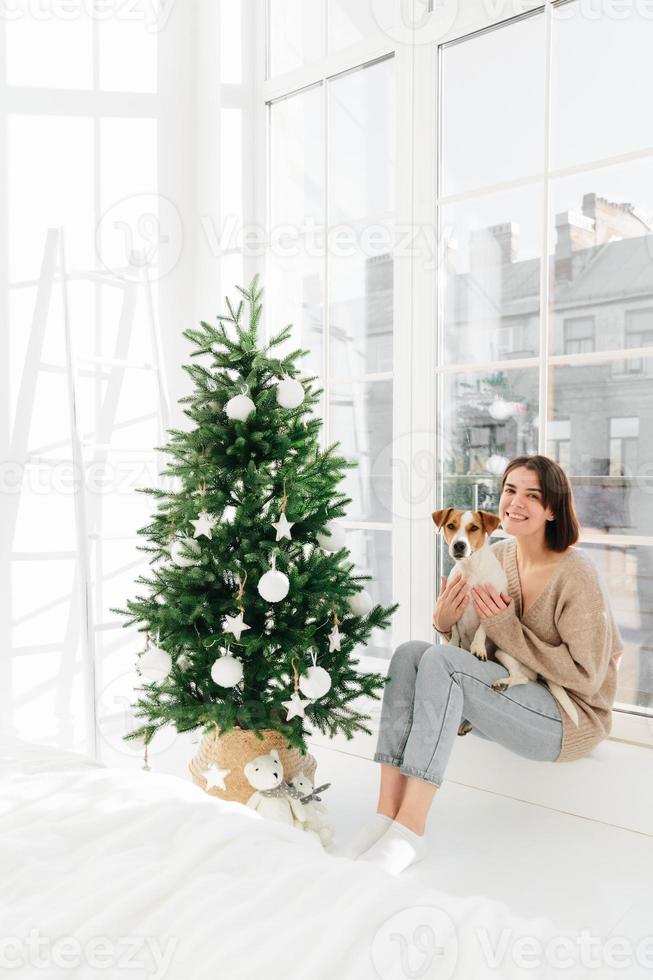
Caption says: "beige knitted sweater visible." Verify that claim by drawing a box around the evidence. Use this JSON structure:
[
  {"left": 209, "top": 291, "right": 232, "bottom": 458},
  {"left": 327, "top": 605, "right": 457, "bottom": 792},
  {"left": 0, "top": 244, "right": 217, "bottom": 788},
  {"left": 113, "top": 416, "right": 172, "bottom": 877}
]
[{"left": 435, "top": 537, "right": 623, "bottom": 762}]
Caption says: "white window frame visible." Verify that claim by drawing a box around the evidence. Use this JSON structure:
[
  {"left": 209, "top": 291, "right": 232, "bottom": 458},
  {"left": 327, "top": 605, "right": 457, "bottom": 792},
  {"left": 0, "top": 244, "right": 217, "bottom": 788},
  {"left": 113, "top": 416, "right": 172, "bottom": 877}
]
[{"left": 255, "top": 0, "right": 653, "bottom": 752}]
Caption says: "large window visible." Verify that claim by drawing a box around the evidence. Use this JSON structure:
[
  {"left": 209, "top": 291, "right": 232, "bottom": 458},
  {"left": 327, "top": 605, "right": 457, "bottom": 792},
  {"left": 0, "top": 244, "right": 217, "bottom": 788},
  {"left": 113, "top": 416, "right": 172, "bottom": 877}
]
[
  {"left": 265, "top": 1, "right": 653, "bottom": 730},
  {"left": 437, "top": 3, "right": 653, "bottom": 719}
]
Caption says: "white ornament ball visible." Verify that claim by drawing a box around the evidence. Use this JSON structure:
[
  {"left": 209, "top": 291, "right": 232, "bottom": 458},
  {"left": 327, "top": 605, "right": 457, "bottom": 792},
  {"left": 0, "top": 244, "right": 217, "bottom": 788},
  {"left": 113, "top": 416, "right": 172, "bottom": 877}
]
[
  {"left": 276, "top": 377, "right": 305, "bottom": 410},
  {"left": 139, "top": 645, "right": 172, "bottom": 682},
  {"left": 257, "top": 569, "right": 290, "bottom": 603},
  {"left": 316, "top": 521, "right": 346, "bottom": 552},
  {"left": 347, "top": 589, "right": 374, "bottom": 617},
  {"left": 488, "top": 397, "right": 514, "bottom": 421},
  {"left": 225, "top": 393, "right": 256, "bottom": 421},
  {"left": 210, "top": 655, "right": 243, "bottom": 687},
  {"left": 299, "top": 666, "right": 332, "bottom": 700},
  {"left": 170, "top": 537, "right": 202, "bottom": 567},
  {"left": 485, "top": 453, "right": 510, "bottom": 477}
]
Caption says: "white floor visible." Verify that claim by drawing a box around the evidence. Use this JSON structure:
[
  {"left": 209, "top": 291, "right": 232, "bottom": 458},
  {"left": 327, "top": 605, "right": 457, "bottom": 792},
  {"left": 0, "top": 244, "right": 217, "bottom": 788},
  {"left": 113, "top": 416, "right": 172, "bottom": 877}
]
[
  {"left": 98, "top": 727, "right": 653, "bottom": 974},
  {"left": 309, "top": 741, "right": 653, "bottom": 949}
]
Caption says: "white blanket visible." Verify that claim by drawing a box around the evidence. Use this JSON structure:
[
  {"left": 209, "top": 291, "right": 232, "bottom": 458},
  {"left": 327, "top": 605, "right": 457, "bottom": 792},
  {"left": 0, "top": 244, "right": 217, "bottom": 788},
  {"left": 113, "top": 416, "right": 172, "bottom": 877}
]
[{"left": 0, "top": 736, "right": 592, "bottom": 980}]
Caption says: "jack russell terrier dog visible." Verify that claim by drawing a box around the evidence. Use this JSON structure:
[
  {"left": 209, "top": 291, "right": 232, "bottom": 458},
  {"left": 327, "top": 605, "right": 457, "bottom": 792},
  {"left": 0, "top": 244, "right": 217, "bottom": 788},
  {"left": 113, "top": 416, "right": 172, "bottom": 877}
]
[{"left": 432, "top": 508, "right": 579, "bottom": 731}]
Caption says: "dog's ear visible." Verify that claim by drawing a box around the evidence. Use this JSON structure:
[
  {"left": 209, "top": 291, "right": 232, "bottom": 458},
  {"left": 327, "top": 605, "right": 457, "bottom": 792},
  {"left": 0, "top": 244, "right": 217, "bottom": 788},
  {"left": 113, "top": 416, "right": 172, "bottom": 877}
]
[
  {"left": 477, "top": 510, "right": 501, "bottom": 535},
  {"left": 432, "top": 508, "right": 453, "bottom": 530}
]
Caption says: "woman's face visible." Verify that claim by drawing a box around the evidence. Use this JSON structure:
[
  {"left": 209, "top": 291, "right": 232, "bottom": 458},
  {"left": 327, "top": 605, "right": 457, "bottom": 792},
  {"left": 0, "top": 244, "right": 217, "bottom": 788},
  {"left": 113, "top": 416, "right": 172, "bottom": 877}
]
[{"left": 499, "top": 466, "right": 555, "bottom": 538}]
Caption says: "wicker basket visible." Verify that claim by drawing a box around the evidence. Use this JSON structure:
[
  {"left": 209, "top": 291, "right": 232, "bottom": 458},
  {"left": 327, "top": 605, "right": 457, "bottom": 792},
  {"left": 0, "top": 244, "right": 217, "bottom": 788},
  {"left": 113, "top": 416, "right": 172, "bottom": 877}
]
[{"left": 189, "top": 726, "right": 317, "bottom": 804}]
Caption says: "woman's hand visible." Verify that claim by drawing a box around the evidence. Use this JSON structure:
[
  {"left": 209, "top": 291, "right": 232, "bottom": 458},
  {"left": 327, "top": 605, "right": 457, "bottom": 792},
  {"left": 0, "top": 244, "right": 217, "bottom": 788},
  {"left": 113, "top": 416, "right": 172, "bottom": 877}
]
[
  {"left": 433, "top": 575, "right": 469, "bottom": 633},
  {"left": 471, "top": 583, "right": 512, "bottom": 621}
]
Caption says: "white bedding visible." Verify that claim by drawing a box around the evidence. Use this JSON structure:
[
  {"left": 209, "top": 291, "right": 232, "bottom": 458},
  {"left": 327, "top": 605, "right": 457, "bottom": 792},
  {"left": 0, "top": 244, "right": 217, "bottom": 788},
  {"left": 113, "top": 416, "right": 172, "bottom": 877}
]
[{"left": 0, "top": 736, "right": 592, "bottom": 980}]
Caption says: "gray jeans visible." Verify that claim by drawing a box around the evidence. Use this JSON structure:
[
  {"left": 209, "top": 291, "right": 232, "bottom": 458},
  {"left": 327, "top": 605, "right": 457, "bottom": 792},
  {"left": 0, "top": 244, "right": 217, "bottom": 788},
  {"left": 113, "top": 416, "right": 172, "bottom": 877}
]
[{"left": 373, "top": 640, "right": 563, "bottom": 786}]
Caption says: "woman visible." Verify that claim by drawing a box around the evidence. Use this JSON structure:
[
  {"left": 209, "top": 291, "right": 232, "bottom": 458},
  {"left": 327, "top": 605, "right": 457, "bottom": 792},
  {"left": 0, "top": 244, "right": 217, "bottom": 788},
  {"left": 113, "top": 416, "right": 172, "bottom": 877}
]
[{"left": 338, "top": 455, "right": 622, "bottom": 874}]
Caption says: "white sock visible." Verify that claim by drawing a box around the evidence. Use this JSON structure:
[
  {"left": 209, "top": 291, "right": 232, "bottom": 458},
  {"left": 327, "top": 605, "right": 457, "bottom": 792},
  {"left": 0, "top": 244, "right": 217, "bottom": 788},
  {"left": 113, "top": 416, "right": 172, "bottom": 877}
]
[
  {"left": 357, "top": 820, "right": 427, "bottom": 875},
  {"left": 334, "top": 813, "right": 393, "bottom": 859}
]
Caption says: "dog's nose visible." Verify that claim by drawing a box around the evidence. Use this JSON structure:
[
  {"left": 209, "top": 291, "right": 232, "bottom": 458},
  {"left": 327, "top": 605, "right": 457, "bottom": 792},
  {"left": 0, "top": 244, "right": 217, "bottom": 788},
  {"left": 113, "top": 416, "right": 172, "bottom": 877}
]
[{"left": 452, "top": 540, "right": 466, "bottom": 554}]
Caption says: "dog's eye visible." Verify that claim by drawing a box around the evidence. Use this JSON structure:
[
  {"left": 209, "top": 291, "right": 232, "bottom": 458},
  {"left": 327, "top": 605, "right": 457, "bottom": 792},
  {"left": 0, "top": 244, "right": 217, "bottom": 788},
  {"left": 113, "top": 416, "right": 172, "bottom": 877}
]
[
  {"left": 446, "top": 523, "right": 456, "bottom": 529},
  {"left": 469, "top": 525, "right": 479, "bottom": 531}
]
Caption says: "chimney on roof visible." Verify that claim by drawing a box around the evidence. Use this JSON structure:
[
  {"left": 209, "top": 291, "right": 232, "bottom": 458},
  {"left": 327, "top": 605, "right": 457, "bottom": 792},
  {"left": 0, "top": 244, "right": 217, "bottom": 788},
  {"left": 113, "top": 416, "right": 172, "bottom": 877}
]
[
  {"left": 470, "top": 222, "right": 518, "bottom": 267},
  {"left": 554, "top": 210, "right": 595, "bottom": 282},
  {"left": 554, "top": 192, "right": 653, "bottom": 282},
  {"left": 582, "top": 192, "right": 652, "bottom": 241}
]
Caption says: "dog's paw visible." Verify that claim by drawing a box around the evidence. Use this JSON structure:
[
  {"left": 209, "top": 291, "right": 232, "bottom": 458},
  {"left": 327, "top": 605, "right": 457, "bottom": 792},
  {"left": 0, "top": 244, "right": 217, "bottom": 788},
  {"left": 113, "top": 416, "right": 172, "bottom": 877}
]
[
  {"left": 458, "top": 722, "right": 473, "bottom": 736},
  {"left": 491, "top": 678, "right": 510, "bottom": 692},
  {"left": 470, "top": 646, "right": 487, "bottom": 661}
]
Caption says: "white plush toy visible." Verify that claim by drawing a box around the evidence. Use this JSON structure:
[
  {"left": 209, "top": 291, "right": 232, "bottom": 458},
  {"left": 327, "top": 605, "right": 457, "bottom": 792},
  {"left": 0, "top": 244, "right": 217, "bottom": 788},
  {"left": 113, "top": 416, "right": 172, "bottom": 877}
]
[
  {"left": 243, "top": 749, "right": 307, "bottom": 829},
  {"left": 289, "top": 772, "right": 334, "bottom": 848}
]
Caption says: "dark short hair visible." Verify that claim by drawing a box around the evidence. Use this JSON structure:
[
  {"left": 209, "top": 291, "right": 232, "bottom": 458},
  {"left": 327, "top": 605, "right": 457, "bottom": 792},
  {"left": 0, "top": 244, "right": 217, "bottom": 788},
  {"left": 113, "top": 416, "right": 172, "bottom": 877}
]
[{"left": 500, "top": 454, "right": 580, "bottom": 551}]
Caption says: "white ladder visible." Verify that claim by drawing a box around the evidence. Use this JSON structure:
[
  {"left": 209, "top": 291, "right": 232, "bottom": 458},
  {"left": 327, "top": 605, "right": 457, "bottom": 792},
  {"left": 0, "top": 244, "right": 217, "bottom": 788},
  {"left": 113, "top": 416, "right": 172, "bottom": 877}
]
[{"left": 19, "top": 227, "right": 171, "bottom": 760}]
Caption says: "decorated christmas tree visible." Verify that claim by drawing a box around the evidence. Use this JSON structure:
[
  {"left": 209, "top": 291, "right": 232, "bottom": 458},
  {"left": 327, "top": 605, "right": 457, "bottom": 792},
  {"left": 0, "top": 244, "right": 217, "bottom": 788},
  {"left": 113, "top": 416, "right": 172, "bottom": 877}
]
[{"left": 115, "top": 277, "right": 398, "bottom": 757}]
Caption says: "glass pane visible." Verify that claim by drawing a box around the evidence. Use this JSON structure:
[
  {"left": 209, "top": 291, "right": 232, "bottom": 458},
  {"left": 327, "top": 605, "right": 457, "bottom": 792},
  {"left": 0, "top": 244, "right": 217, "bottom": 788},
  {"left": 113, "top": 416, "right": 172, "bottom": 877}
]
[
  {"left": 17, "top": 368, "right": 72, "bottom": 453},
  {"left": 268, "top": 0, "right": 325, "bottom": 76},
  {"left": 345, "top": 528, "right": 393, "bottom": 660},
  {"left": 7, "top": 284, "right": 99, "bottom": 421},
  {"left": 328, "top": 58, "right": 394, "bottom": 377},
  {"left": 551, "top": 2, "right": 653, "bottom": 170},
  {"left": 329, "top": 379, "right": 393, "bottom": 523},
  {"left": 549, "top": 363, "right": 650, "bottom": 540},
  {"left": 270, "top": 85, "right": 324, "bottom": 232},
  {"left": 440, "top": 187, "right": 542, "bottom": 365},
  {"left": 100, "top": 116, "right": 158, "bottom": 219},
  {"left": 8, "top": 115, "right": 95, "bottom": 282},
  {"left": 11, "top": 558, "right": 77, "bottom": 648},
  {"left": 579, "top": 543, "right": 652, "bottom": 713},
  {"left": 328, "top": 58, "right": 394, "bottom": 225},
  {"left": 105, "top": 286, "right": 156, "bottom": 364},
  {"left": 98, "top": 118, "right": 161, "bottom": 276},
  {"left": 95, "top": 282, "right": 153, "bottom": 366},
  {"left": 266, "top": 249, "right": 323, "bottom": 379},
  {"left": 96, "top": 457, "right": 162, "bottom": 539},
  {"left": 269, "top": 84, "right": 325, "bottom": 376},
  {"left": 440, "top": 13, "right": 545, "bottom": 197},
  {"left": 13, "top": 477, "right": 76, "bottom": 552},
  {"left": 329, "top": 250, "right": 393, "bottom": 378},
  {"left": 10, "top": 556, "right": 86, "bottom": 746},
  {"left": 98, "top": 1, "right": 157, "bottom": 93},
  {"left": 438, "top": 367, "right": 539, "bottom": 581},
  {"left": 439, "top": 366, "right": 540, "bottom": 506},
  {"left": 327, "top": 0, "right": 393, "bottom": 50},
  {"left": 105, "top": 369, "right": 161, "bottom": 446},
  {"left": 6, "top": 3, "right": 93, "bottom": 89},
  {"left": 550, "top": 158, "right": 653, "bottom": 357}
]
